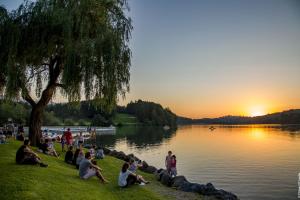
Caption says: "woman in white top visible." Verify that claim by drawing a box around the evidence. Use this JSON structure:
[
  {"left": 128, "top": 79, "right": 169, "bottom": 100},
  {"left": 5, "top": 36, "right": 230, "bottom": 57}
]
[{"left": 118, "top": 162, "right": 149, "bottom": 187}]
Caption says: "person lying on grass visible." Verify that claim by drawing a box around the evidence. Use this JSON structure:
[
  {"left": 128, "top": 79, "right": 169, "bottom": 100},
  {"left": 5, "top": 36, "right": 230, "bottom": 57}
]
[
  {"left": 16, "top": 139, "right": 48, "bottom": 167},
  {"left": 79, "top": 152, "right": 108, "bottom": 183},
  {"left": 118, "top": 162, "right": 149, "bottom": 188}
]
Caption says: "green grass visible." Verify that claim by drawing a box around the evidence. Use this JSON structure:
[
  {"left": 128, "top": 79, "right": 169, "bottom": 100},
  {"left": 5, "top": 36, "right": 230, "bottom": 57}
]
[
  {"left": 0, "top": 140, "right": 170, "bottom": 200},
  {"left": 113, "top": 113, "right": 138, "bottom": 125}
]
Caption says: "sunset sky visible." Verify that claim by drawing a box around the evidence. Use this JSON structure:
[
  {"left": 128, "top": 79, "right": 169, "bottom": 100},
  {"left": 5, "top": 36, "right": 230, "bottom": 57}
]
[{"left": 2, "top": 0, "right": 300, "bottom": 118}]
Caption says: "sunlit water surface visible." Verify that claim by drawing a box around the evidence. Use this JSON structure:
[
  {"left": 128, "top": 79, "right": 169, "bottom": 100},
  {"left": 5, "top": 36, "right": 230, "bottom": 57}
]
[{"left": 91, "top": 125, "right": 300, "bottom": 200}]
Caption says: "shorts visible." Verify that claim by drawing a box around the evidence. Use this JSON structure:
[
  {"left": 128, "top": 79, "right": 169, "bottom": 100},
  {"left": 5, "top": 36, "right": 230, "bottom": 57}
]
[
  {"left": 82, "top": 168, "right": 97, "bottom": 179},
  {"left": 126, "top": 174, "right": 140, "bottom": 187}
]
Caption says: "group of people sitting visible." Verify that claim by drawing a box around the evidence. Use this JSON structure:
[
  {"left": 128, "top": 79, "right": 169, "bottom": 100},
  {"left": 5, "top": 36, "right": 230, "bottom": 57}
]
[
  {"left": 16, "top": 132, "right": 177, "bottom": 187},
  {"left": 118, "top": 159, "right": 149, "bottom": 187},
  {"left": 38, "top": 138, "right": 60, "bottom": 157}
]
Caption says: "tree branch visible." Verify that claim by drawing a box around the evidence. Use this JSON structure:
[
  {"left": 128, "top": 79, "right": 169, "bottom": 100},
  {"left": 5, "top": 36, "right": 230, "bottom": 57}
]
[
  {"left": 21, "top": 87, "right": 36, "bottom": 107},
  {"left": 55, "top": 83, "right": 65, "bottom": 88},
  {"left": 37, "top": 56, "right": 63, "bottom": 107}
]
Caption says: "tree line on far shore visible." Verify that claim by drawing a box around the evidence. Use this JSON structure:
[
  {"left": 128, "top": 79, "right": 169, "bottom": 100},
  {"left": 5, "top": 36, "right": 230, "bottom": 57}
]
[
  {"left": 0, "top": 99, "right": 178, "bottom": 128},
  {"left": 177, "top": 109, "right": 300, "bottom": 125}
]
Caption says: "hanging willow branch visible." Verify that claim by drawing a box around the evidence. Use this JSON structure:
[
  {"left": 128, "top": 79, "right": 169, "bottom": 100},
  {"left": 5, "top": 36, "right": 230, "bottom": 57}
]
[{"left": 0, "top": 0, "right": 132, "bottom": 113}]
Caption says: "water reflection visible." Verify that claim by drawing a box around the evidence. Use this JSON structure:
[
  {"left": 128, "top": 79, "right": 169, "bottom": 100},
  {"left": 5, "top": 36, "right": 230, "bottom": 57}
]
[
  {"left": 87, "top": 124, "right": 300, "bottom": 200},
  {"left": 91, "top": 126, "right": 176, "bottom": 149}
]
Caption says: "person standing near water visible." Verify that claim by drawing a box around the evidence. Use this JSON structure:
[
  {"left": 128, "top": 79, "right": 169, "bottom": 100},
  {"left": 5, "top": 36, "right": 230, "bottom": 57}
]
[
  {"left": 165, "top": 151, "right": 172, "bottom": 173},
  {"left": 170, "top": 155, "right": 177, "bottom": 177}
]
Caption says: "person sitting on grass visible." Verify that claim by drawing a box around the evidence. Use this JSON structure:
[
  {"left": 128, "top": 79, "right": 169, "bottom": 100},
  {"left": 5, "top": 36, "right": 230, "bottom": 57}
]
[
  {"left": 79, "top": 152, "right": 108, "bottom": 183},
  {"left": 95, "top": 146, "right": 105, "bottom": 159},
  {"left": 128, "top": 158, "right": 142, "bottom": 173},
  {"left": 47, "top": 138, "right": 59, "bottom": 157},
  {"left": 73, "top": 148, "right": 80, "bottom": 166},
  {"left": 65, "top": 146, "right": 74, "bottom": 164},
  {"left": 16, "top": 132, "right": 25, "bottom": 141},
  {"left": 89, "top": 145, "right": 96, "bottom": 158},
  {"left": 76, "top": 147, "right": 85, "bottom": 169},
  {"left": 40, "top": 138, "right": 58, "bottom": 157},
  {"left": 16, "top": 139, "right": 48, "bottom": 167},
  {"left": 118, "top": 162, "right": 149, "bottom": 188}
]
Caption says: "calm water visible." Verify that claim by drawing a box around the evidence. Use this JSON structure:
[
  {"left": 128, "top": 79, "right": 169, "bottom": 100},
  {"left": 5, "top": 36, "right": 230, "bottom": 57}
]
[{"left": 91, "top": 125, "right": 300, "bottom": 200}]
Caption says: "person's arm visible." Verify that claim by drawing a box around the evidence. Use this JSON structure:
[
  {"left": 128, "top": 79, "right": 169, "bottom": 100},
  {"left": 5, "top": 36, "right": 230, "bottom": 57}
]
[
  {"left": 90, "top": 162, "right": 102, "bottom": 171},
  {"left": 25, "top": 147, "right": 41, "bottom": 159},
  {"left": 165, "top": 156, "right": 168, "bottom": 167}
]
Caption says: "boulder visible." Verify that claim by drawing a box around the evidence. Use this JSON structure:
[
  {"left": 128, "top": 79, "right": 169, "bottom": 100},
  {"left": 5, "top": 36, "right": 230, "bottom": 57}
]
[
  {"left": 142, "top": 160, "right": 149, "bottom": 168},
  {"left": 171, "top": 176, "right": 187, "bottom": 188},
  {"left": 103, "top": 147, "right": 111, "bottom": 155},
  {"left": 178, "top": 181, "right": 195, "bottom": 192},
  {"left": 160, "top": 171, "right": 172, "bottom": 186},
  {"left": 140, "top": 165, "right": 157, "bottom": 174},
  {"left": 204, "top": 182, "right": 217, "bottom": 195},
  {"left": 154, "top": 169, "right": 165, "bottom": 181},
  {"left": 213, "top": 189, "right": 238, "bottom": 200},
  {"left": 115, "top": 151, "right": 128, "bottom": 161}
]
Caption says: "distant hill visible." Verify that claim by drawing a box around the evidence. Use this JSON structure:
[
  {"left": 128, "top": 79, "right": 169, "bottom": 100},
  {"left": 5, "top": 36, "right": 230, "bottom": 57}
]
[{"left": 177, "top": 109, "right": 300, "bottom": 125}]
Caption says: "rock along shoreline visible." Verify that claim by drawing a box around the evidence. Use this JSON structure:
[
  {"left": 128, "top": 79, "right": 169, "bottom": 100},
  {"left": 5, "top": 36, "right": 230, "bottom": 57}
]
[{"left": 100, "top": 147, "right": 239, "bottom": 200}]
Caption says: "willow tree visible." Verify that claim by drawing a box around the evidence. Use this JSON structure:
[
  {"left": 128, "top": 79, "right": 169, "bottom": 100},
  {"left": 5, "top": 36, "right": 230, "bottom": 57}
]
[{"left": 0, "top": 0, "right": 132, "bottom": 146}]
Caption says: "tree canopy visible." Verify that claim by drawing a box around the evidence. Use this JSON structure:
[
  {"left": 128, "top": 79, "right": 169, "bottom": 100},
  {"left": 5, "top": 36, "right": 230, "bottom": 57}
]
[
  {"left": 0, "top": 0, "right": 132, "bottom": 110},
  {"left": 0, "top": 0, "right": 132, "bottom": 145}
]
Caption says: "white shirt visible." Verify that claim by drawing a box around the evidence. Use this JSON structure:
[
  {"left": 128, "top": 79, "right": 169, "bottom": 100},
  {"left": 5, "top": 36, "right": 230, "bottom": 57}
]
[{"left": 118, "top": 170, "right": 131, "bottom": 187}]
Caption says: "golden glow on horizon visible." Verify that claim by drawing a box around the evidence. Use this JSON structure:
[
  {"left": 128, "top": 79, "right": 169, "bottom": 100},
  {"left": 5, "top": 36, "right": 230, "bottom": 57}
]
[{"left": 248, "top": 105, "right": 266, "bottom": 117}]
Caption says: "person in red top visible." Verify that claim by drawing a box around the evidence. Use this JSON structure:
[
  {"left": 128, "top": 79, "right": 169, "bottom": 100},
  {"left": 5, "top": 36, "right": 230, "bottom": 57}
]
[
  {"left": 64, "top": 128, "right": 73, "bottom": 148},
  {"left": 170, "top": 155, "right": 177, "bottom": 177}
]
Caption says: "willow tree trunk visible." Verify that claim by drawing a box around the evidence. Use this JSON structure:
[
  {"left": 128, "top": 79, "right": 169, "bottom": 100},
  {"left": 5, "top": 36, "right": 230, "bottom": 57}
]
[{"left": 29, "top": 105, "right": 44, "bottom": 146}]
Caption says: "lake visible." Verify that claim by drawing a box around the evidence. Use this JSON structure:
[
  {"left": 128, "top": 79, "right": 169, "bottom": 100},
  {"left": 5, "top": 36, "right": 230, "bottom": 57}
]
[{"left": 90, "top": 125, "right": 300, "bottom": 200}]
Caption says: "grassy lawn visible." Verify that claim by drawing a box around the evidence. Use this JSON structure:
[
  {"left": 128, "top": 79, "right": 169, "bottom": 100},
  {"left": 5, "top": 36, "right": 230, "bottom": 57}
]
[
  {"left": 113, "top": 113, "right": 138, "bottom": 125},
  {"left": 0, "top": 140, "right": 170, "bottom": 200}
]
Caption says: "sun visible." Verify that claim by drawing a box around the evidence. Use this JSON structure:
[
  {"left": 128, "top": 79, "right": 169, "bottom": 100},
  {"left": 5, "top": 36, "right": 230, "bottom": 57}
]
[{"left": 249, "top": 106, "right": 266, "bottom": 117}]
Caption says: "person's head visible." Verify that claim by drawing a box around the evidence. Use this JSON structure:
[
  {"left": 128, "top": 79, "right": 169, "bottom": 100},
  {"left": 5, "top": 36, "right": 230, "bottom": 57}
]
[
  {"left": 24, "top": 139, "right": 30, "bottom": 146},
  {"left": 172, "top": 155, "right": 176, "bottom": 160},
  {"left": 68, "top": 146, "right": 73, "bottom": 151},
  {"left": 52, "top": 138, "right": 55, "bottom": 142},
  {"left": 122, "top": 162, "right": 129, "bottom": 173},
  {"left": 85, "top": 152, "right": 91, "bottom": 159},
  {"left": 168, "top": 151, "right": 172, "bottom": 156},
  {"left": 67, "top": 128, "right": 70, "bottom": 131},
  {"left": 92, "top": 145, "right": 96, "bottom": 149},
  {"left": 75, "top": 148, "right": 80, "bottom": 154},
  {"left": 45, "top": 138, "right": 49, "bottom": 143}
]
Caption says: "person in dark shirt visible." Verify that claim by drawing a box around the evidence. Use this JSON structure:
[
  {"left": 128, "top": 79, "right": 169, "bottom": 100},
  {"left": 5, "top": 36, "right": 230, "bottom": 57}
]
[
  {"left": 16, "top": 139, "right": 48, "bottom": 167},
  {"left": 40, "top": 139, "right": 49, "bottom": 154},
  {"left": 65, "top": 146, "right": 74, "bottom": 164},
  {"left": 73, "top": 148, "right": 80, "bottom": 166}
]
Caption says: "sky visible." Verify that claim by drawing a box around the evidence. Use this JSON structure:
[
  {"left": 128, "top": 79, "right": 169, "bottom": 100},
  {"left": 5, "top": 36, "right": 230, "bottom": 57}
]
[{"left": 1, "top": 0, "right": 300, "bottom": 118}]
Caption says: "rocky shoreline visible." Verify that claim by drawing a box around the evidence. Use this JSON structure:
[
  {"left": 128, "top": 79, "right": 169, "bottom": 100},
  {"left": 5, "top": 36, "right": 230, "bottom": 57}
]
[{"left": 102, "top": 148, "right": 239, "bottom": 200}]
